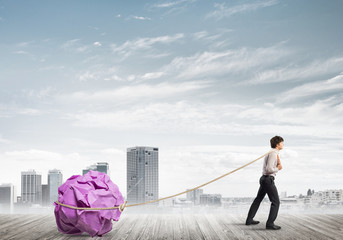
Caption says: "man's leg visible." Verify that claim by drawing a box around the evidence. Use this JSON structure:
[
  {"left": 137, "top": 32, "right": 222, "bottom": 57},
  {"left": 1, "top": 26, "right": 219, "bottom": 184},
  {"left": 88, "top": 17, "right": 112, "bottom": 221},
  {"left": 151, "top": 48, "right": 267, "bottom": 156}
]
[
  {"left": 265, "top": 177, "right": 280, "bottom": 227},
  {"left": 246, "top": 176, "right": 266, "bottom": 223}
]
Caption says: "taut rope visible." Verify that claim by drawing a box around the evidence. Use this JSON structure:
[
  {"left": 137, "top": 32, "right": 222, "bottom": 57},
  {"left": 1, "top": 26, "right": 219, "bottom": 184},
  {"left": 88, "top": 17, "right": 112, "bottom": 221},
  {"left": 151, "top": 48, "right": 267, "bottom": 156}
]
[{"left": 55, "top": 150, "right": 273, "bottom": 212}]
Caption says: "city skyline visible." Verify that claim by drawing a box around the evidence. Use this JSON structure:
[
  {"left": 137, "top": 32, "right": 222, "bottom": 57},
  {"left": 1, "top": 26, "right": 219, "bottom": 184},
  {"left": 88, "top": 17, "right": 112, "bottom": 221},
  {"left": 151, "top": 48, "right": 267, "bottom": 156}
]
[
  {"left": 1, "top": 154, "right": 342, "bottom": 203},
  {"left": 1, "top": 0, "right": 343, "bottom": 199}
]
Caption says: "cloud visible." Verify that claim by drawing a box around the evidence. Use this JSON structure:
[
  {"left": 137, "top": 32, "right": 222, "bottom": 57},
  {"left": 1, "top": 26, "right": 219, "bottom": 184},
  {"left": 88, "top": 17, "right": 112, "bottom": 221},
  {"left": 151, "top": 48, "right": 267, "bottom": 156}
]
[
  {"left": 142, "top": 52, "right": 172, "bottom": 59},
  {"left": 192, "top": 31, "right": 208, "bottom": 40},
  {"left": 61, "top": 39, "right": 91, "bottom": 53},
  {"left": 147, "top": 41, "right": 342, "bottom": 87},
  {"left": 38, "top": 65, "right": 65, "bottom": 71},
  {"left": 21, "top": 87, "right": 56, "bottom": 99},
  {"left": 15, "top": 108, "right": 44, "bottom": 116},
  {"left": 240, "top": 57, "right": 343, "bottom": 85},
  {"left": 16, "top": 41, "right": 34, "bottom": 47},
  {"left": 0, "top": 135, "right": 12, "bottom": 144},
  {"left": 4, "top": 149, "right": 67, "bottom": 162},
  {"left": 152, "top": 0, "right": 193, "bottom": 8},
  {"left": 141, "top": 72, "right": 166, "bottom": 80},
  {"left": 236, "top": 95, "right": 343, "bottom": 137},
  {"left": 76, "top": 66, "right": 125, "bottom": 82},
  {"left": 132, "top": 15, "right": 151, "bottom": 20},
  {"left": 157, "top": 42, "right": 290, "bottom": 80},
  {"left": 59, "top": 94, "right": 343, "bottom": 141},
  {"left": 275, "top": 74, "right": 343, "bottom": 104},
  {"left": 150, "top": 0, "right": 197, "bottom": 16},
  {"left": 56, "top": 80, "right": 213, "bottom": 105},
  {"left": 93, "top": 41, "right": 102, "bottom": 46},
  {"left": 206, "top": 0, "right": 278, "bottom": 20},
  {"left": 13, "top": 50, "right": 29, "bottom": 54},
  {"left": 110, "top": 33, "right": 184, "bottom": 58},
  {"left": 61, "top": 39, "right": 80, "bottom": 48}
]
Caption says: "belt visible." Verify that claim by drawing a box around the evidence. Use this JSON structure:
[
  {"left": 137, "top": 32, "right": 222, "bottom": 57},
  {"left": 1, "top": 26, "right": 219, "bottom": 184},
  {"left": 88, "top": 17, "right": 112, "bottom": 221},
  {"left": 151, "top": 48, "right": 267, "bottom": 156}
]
[{"left": 263, "top": 175, "right": 275, "bottom": 180}]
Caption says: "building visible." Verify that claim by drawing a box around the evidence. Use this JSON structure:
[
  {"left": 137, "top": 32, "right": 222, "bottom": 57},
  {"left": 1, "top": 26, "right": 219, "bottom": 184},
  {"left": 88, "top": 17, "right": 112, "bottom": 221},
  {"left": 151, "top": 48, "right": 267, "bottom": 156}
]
[
  {"left": 306, "top": 189, "right": 343, "bottom": 205},
  {"left": 21, "top": 170, "right": 42, "bottom": 205},
  {"left": 322, "top": 189, "right": 342, "bottom": 204},
  {"left": 186, "top": 188, "right": 203, "bottom": 205},
  {"left": 200, "top": 193, "right": 222, "bottom": 206},
  {"left": 280, "top": 191, "right": 287, "bottom": 198},
  {"left": 83, "top": 162, "right": 109, "bottom": 175},
  {"left": 127, "top": 146, "right": 159, "bottom": 206},
  {"left": 42, "top": 184, "right": 50, "bottom": 207},
  {"left": 0, "top": 183, "right": 16, "bottom": 212},
  {"left": 48, "top": 169, "right": 63, "bottom": 204},
  {"left": 158, "top": 197, "right": 175, "bottom": 207}
]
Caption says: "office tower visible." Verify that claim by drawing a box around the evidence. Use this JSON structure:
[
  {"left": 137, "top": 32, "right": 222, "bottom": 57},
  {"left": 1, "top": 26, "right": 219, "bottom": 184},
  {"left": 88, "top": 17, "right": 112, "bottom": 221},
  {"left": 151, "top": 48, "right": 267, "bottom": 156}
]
[
  {"left": 21, "top": 170, "right": 42, "bottom": 205},
  {"left": 83, "top": 162, "right": 109, "bottom": 175},
  {"left": 200, "top": 193, "right": 222, "bottom": 206},
  {"left": 42, "top": 184, "right": 50, "bottom": 206},
  {"left": 48, "top": 169, "right": 63, "bottom": 204},
  {"left": 0, "top": 183, "right": 16, "bottom": 211},
  {"left": 186, "top": 188, "right": 204, "bottom": 205},
  {"left": 127, "top": 146, "right": 159, "bottom": 206}
]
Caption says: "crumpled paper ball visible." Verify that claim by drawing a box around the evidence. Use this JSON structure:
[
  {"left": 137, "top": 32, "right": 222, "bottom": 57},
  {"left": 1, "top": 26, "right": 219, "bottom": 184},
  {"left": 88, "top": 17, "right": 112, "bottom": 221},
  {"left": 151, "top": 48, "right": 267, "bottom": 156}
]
[{"left": 53, "top": 170, "right": 124, "bottom": 237}]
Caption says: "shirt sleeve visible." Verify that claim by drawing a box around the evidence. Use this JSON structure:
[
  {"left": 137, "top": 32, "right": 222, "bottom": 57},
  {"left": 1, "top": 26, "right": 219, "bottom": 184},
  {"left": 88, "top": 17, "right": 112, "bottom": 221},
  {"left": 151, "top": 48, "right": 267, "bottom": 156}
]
[{"left": 266, "top": 152, "right": 279, "bottom": 174}]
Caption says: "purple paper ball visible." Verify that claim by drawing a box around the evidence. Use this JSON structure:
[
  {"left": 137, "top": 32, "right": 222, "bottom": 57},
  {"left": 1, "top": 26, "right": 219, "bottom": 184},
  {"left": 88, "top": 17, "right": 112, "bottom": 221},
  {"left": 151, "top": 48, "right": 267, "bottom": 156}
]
[{"left": 53, "top": 170, "right": 124, "bottom": 237}]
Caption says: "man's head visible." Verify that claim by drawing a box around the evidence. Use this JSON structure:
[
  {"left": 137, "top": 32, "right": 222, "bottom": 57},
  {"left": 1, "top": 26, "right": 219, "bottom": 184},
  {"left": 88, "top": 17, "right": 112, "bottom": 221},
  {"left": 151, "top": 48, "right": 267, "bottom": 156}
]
[{"left": 270, "top": 135, "right": 284, "bottom": 150}]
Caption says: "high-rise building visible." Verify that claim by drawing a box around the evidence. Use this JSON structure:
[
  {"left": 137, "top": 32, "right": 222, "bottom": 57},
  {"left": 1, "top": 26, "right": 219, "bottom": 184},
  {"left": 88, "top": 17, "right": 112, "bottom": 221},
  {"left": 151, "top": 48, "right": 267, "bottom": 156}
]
[
  {"left": 186, "top": 188, "right": 204, "bottom": 205},
  {"left": 127, "top": 146, "right": 159, "bottom": 206},
  {"left": 83, "top": 162, "right": 109, "bottom": 175},
  {"left": 0, "top": 183, "right": 16, "bottom": 211},
  {"left": 42, "top": 184, "right": 50, "bottom": 206},
  {"left": 21, "top": 170, "right": 42, "bottom": 205},
  {"left": 48, "top": 169, "right": 63, "bottom": 204}
]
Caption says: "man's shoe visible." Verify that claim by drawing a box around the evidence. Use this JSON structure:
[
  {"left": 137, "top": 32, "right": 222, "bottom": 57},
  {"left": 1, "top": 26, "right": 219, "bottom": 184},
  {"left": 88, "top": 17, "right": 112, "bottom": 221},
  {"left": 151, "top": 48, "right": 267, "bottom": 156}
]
[
  {"left": 266, "top": 224, "right": 281, "bottom": 230},
  {"left": 246, "top": 220, "right": 260, "bottom": 225}
]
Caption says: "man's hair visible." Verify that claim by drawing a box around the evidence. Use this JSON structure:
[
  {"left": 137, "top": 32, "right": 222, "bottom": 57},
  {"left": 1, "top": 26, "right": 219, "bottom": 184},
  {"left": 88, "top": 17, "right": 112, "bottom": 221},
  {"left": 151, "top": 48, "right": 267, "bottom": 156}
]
[{"left": 270, "top": 135, "right": 284, "bottom": 148}]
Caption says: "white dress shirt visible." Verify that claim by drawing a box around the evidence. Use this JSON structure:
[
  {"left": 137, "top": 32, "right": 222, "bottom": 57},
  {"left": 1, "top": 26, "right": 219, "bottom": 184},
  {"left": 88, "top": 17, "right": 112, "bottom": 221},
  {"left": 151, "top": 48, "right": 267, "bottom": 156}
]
[{"left": 262, "top": 148, "right": 280, "bottom": 177}]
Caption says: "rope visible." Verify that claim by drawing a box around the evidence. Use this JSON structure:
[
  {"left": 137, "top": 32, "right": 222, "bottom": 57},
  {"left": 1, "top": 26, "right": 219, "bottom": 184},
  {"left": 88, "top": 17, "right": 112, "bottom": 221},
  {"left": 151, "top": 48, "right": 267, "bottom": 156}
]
[{"left": 55, "top": 149, "right": 273, "bottom": 212}]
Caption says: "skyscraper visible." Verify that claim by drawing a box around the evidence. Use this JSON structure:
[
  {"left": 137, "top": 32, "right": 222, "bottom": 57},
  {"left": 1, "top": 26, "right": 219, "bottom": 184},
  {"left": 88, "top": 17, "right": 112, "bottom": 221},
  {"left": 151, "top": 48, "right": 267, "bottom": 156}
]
[
  {"left": 42, "top": 184, "right": 50, "bottom": 207},
  {"left": 48, "top": 169, "right": 63, "bottom": 204},
  {"left": 186, "top": 188, "right": 204, "bottom": 205},
  {"left": 83, "top": 162, "right": 109, "bottom": 175},
  {"left": 127, "top": 146, "right": 159, "bottom": 206},
  {"left": 21, "top": 170, "right": 42, "bottom": 205},
  {"left": 0, "top": 183, "right": 16, "bottom": 212}
]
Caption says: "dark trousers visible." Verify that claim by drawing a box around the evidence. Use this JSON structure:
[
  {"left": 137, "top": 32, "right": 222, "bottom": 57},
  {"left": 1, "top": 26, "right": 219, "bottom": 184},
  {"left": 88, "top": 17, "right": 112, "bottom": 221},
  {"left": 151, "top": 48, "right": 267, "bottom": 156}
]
[{"left": 246, "top": 175, "right": 280, "bottom": 226}]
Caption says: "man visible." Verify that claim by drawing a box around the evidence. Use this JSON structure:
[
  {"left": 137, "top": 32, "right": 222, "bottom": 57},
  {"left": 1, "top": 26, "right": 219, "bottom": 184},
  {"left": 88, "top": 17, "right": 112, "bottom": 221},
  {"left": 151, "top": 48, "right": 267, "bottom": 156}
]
[{"left": 245, "top": 136, "right": 284, "bottom": 230}]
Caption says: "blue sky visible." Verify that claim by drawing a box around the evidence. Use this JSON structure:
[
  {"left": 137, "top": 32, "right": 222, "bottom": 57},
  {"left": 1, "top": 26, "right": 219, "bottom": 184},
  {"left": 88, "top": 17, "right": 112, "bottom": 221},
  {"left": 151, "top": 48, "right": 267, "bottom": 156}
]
[{"left": 0, "top": 0, "right": 343, "bottom": 199}]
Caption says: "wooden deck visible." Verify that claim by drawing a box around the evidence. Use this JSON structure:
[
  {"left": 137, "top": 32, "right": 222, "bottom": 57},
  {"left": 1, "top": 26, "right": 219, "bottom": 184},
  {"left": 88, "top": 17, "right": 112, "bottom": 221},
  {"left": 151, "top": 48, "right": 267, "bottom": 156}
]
[{"left": 0, "top": 213, "right": 342, "bottom": 239}]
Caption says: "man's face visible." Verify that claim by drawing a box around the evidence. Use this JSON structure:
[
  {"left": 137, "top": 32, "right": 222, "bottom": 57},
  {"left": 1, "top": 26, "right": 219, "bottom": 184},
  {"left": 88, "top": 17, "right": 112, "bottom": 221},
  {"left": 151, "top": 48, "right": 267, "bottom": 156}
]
[{"left": 276, "top": 141, "right": 284, "bottom": 150}]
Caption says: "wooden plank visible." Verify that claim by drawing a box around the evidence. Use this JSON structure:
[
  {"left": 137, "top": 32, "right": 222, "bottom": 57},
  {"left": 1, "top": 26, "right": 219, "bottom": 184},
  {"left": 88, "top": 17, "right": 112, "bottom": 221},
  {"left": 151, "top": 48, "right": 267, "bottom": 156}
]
[
  {"left": 110, "top": 214, "right": 142, "bottom": 240},
  {"left": 175, "top": 213, "right": 191, "bottom": 240},
  {"left": 183, "top": 213, "right": 206, "bottom": 240},
  {"left": 0, "top": 213, "right": 343, "bottom": 240},
  {"left": 285, "top": 214, "right": 341, "bottom": 240},
  {"left": 206, "top": 213, "right": 240, "bottom": 240}
]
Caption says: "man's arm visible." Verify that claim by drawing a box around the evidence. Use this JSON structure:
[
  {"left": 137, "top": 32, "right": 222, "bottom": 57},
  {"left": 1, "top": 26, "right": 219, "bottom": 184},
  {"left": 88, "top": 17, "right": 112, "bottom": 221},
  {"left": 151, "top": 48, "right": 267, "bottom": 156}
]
[
  {"left": 266, "top": 152, "right": 279, "bottom": 174},
  {"left": 277, "top": 156, "right": 282, "bottom": 170}
]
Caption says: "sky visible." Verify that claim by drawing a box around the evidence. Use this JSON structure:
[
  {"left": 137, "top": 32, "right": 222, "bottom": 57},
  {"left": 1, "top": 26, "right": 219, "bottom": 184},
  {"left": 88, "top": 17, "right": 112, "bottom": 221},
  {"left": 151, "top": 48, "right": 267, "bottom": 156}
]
[{"left": 0, "top": 0, "right": 342, "bottom": 200}]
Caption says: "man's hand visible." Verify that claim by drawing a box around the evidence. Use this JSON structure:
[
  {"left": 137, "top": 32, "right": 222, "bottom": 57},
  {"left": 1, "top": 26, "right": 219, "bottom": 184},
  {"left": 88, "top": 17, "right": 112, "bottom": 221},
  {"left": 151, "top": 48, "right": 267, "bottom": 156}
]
[
  {"left": 277, "top": 163, "right": 282, "bottom": 170},
  {"left": 277, "top": 157, "right": 282, "bottom": 170},
  {"left": 277, "top": 158, "right": 281, "bottom": 166}
]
